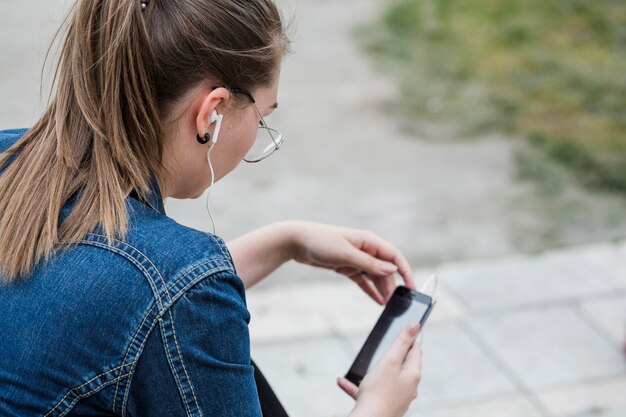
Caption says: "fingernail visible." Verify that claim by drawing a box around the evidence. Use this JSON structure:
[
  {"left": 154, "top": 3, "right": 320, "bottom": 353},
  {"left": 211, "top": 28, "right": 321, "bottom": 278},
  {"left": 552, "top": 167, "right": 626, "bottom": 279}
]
[
  {"left": 409, "top": 322, "right": 420, "bottom": 335},
  {"left": 380, "top": 262, "right": 397, "bottom": 273}
]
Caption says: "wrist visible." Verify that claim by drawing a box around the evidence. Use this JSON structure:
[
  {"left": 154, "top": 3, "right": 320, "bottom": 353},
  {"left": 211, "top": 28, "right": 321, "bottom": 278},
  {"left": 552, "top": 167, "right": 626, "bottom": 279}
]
[
  {"left": 347, "top": 407, "right": 370, "bottom": 417},
  {"left": 349, "top": 400, "right": 389, "bottom": 417},
  {"left": 272, "top": 220, "right": 302, "bottom": 262}
]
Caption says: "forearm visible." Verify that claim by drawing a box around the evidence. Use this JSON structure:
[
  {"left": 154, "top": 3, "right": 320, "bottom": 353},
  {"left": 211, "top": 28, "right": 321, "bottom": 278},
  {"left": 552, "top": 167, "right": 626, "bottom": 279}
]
[{"left": 225, "top": 221, "right": 298, "bottom": 289}]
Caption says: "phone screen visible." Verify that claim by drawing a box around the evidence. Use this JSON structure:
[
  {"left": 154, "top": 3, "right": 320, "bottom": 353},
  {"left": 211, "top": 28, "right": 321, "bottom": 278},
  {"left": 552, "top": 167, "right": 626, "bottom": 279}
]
[{"left": 345, "top": 286, "right": 434, "bottom": 386}]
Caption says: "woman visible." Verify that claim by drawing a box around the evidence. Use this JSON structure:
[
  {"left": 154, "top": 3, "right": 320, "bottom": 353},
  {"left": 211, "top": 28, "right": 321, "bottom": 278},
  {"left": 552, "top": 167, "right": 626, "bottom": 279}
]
[{"left": 0, "top": 0, "right": 423, "bottom": 416}]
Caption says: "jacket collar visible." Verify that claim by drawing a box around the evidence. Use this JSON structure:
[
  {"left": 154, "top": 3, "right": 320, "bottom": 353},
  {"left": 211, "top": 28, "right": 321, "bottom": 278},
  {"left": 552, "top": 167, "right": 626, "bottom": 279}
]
[{"left": 129, "top": 174, "right": 166, "bottom": 215}]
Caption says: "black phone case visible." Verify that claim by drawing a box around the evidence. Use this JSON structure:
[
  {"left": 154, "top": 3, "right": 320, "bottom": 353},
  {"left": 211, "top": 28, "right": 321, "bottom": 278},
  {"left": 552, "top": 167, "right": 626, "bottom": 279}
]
[{"left": 344, "top": 286, "right": 434, "bottom": 386}]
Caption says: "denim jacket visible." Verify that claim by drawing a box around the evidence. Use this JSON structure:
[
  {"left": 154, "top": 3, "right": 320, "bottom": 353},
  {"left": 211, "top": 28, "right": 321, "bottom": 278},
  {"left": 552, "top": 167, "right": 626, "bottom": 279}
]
[{"left": 0, "top": 128, "right": 263, "bottom": 416}]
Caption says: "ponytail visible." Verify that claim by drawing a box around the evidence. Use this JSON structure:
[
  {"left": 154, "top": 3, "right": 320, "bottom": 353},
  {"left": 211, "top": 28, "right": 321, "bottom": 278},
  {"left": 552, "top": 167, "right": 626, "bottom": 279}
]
[{"left": 0, "top": 0, "right": 163, "bottom": 282}]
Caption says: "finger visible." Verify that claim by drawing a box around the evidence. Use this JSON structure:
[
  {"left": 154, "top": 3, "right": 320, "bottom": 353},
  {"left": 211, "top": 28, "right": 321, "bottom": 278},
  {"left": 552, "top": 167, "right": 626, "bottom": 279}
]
[
  {"left": 336, "top": 268, "right": 387, "bottom": 304},
  {"left": 334, "top": 266, "right": 361, "bottom": 277},
  {"left": 380, "top": 246, "right": 414, "bottom": 290},
  {"left": 346, "top": 231, "right": 415, "bottom": 289},
  {"left": 337, "top": 377, "right": 358, "bottom": 400},
  {"left": 337, "top": 268, "right": 393, "bottom": 305},
  {"left": 335, "top": 259, "right": 394, "bottom": 283},
  {"left": 368, "top": 275, "right": 395, "bottom": 303},
  {"left": 402, "top": 341, "right": 423, "bottom": 377},
  {"left": 379, "top": 323, "right": 420, "bottom": 368},
  {"left": 352, "top": 274, "right": 385, "bottom": 305},
  {"left": 377, "top": 274, "right": 396, "bottom": 303},
  {"left": 396, "top": 257, "right": 416, "bottom": 290},
  {"left": 385, "top": 275, "right": 397, "bottom": 302},
  {"left": 345, "top": 247, "right": 398, "bottom": 279}
]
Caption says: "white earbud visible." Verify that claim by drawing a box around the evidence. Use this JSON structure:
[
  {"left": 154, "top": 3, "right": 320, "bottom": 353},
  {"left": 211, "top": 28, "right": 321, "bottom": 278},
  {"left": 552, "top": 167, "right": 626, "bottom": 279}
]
[{"left": 209, "top": 110, "right": 223, "bottom": 144}]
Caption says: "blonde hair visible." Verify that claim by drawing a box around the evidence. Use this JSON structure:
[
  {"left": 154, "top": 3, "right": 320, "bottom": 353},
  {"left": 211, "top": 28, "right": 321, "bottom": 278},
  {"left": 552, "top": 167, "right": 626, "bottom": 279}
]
[{"left": 0, "top": 0, "right": 290, "bottom": 282}]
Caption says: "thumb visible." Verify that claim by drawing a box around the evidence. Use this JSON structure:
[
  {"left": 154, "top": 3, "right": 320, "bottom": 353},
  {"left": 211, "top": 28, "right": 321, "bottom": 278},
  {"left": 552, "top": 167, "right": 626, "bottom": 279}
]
[
  {"left": 337, "top": 377, "right": 358, "bottom": 400},
  {"left": 379, "top": 323, "right": 420, "bottom": 368}
]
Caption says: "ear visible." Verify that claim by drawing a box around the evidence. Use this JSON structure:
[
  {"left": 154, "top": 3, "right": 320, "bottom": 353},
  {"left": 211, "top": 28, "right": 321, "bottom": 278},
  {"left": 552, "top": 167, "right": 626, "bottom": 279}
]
[{"left": 195, "top": 87, "right": 230, "bottom": 138}]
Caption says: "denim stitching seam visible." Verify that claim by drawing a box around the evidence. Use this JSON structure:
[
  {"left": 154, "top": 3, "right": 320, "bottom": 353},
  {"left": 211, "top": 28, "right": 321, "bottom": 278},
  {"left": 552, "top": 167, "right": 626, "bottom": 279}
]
[
  {"left": 119, "top": 313, "right": 171, "bottom": 417},
  {"left": 169, "top": 259, "right": 230, "bottom": 291},
  {"left": 159, "top": 315, "right": 194, "bottom": 416},
  {"left": 44, "top": 362, "right": 135, "bottom": 417},
  {"left": 87, "top": 234, "right": 172, "bottom": 303},
  {"left": 168, "top": 308, "right": 203, "bottom": 417},
  {"left": 56, "top": 372, "right": 133, "bottom": 417}
]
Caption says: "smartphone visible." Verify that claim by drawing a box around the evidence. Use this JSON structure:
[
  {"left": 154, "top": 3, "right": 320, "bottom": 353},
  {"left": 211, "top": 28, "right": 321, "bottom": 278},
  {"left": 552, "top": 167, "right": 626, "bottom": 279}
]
[{"left": 345, "top": 285, "right": 435, "bottom": 386}]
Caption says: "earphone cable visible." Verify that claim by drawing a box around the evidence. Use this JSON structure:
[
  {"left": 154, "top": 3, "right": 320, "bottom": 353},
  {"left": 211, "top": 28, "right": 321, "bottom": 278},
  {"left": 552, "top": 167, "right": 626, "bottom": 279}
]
[{"left": 205, "top": 143, "right": 217, "bottom": 235}]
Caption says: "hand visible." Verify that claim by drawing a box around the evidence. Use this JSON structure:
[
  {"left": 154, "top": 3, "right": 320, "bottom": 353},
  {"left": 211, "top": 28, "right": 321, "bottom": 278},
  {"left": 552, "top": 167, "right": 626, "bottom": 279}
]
[
  {"left": 288, "top": 221, "right": 415, "bottom": 304},
  {"left": 339, "top": 324, "right": 423, "bottom": 417}
]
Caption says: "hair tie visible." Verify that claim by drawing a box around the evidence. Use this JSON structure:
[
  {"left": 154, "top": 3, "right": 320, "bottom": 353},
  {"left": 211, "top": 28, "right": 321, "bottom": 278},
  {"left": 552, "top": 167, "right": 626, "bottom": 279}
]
[{"left": 141, "top": 0, "right": 150, "bottom": 12}]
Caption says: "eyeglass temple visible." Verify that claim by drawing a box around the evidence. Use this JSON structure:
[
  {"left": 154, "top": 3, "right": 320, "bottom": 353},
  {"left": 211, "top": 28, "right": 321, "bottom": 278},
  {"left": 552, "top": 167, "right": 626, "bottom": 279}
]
[{"left": 211, "top": 85, "right": 256, "bottom": 104}]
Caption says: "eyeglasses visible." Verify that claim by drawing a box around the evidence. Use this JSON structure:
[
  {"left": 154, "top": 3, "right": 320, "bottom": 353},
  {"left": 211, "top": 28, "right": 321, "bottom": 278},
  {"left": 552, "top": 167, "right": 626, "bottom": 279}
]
[{"left": 212, "top": 86, "right": 284, "bottom": 163}]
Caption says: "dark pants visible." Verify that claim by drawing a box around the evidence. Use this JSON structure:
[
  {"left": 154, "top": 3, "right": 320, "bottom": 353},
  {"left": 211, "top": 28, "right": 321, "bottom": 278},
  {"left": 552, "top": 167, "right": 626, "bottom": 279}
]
[{"left": 252, "top": 360, "right": 289, "bottom": 417}]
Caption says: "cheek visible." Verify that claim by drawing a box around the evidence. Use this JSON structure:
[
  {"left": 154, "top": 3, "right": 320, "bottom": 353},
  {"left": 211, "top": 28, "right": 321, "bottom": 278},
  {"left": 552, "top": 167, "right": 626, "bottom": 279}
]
[
  {"left": 246, "top": 126, "right": 257, "bottom": 150},
  {"left": 212, "top": 112, "right": 257, "bottom": 177},
  {"left": 217, "top": 122, "right": 255, "bottom": 172},
  {"left": 239, "top": 118, "right": 258, "bottom": 155}
]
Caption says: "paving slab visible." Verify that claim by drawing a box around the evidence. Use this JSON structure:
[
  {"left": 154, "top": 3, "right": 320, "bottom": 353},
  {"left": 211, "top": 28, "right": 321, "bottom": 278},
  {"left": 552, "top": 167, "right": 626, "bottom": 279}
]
[
  {"left": 614, "top": 242, "right": 626, "bottom": 287},
  {"left": 565, "top": 242, "right": 626, "bottom": 290},
  {"left": 440, "top": 245, "right": 620, "bottom": 313},
  {"left": 251, "top": 336, "right": 356, "bottom": 417},
  {"left": 579, "top": 294, "right": 626, "bottom": 346},
  {"left": 404, "top": 394, "right": 544, "bottom": 417},
  {"left": 469, "top": 306, "right": 626, "bottom": 390},
  {"left": 572, "top": 407, "right": 626, "bottom": 417},
  {"left": 535, "top": 375, "right": 626, "bottom": 416},
  {"left": 247, "top": 282, "right": 333, "bottom": 345}
]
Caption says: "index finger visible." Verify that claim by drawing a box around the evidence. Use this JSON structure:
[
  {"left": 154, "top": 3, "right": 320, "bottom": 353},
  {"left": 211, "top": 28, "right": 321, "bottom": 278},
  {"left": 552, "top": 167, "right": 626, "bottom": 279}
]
[{"left": 394, "top": 252, "right": 415, "bottom": 290}]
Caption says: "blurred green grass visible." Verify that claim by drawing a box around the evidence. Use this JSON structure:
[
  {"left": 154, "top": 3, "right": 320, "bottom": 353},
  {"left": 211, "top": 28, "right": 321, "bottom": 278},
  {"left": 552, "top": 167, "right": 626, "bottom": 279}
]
[{"left": 356, "top": 0, "right": 626, "bottom": 192}]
